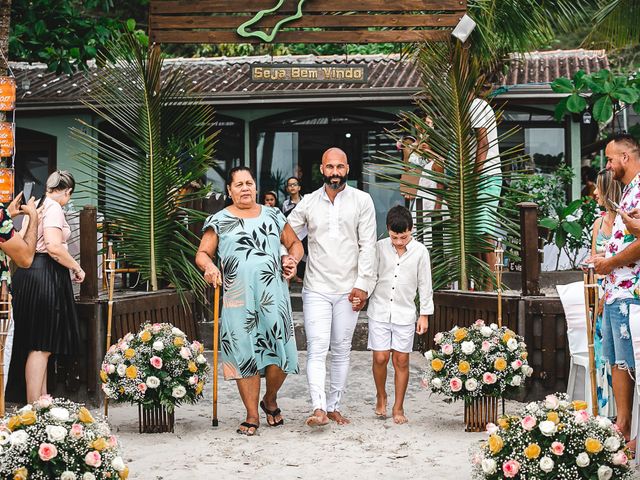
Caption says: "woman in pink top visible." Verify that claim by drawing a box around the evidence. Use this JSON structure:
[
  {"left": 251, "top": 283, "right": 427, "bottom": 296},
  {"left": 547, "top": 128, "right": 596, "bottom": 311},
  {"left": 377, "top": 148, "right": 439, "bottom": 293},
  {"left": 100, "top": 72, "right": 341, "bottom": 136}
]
[{"left": 8, "top": 171, "right": 85, "bottom": 402}]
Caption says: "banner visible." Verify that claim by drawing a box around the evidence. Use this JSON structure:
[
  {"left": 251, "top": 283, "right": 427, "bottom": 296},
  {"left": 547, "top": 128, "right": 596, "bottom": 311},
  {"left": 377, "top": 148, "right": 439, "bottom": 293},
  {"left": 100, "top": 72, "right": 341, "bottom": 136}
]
[
  {"left": 0, "top": 123, "right": 14, "bottom": 158},
  {"left": 0, "top": 77, "right": 16, "bottom": 111},
  {"left": 0, "top": 169, "right": 14, "bottom": 203}
]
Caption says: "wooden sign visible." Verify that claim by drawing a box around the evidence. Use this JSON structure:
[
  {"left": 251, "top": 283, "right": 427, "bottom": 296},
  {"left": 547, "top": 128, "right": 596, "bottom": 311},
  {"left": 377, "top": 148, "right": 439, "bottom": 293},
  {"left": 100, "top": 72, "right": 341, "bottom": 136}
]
[
  {"left": 0, "top": 169, "right": 14, "bottom": 203},
  {"left": 0, "top": 77, "right": 16, "bottom": 111},
  {"left": 251, "top": 64, "right": 367, "bottom": 83},
  {"left": 0, "top": 123, "right": 14, "bottom": 158},
  {"left": 149, "top": 0, "right": 467, "bottom": 44}
]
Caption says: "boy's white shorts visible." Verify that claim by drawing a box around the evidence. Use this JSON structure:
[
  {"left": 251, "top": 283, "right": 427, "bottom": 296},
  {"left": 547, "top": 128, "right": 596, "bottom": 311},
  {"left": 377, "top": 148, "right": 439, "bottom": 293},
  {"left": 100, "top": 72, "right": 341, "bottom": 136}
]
[{"left": 367, "top": 319, "right": 415, "bottom": 353}]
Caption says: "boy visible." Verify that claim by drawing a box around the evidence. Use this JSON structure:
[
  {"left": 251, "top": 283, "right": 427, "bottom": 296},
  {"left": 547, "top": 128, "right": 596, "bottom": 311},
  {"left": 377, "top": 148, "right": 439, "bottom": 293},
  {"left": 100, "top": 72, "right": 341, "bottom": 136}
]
[{"left": 361, "top": 205, "right": 433, "bottom": 424}]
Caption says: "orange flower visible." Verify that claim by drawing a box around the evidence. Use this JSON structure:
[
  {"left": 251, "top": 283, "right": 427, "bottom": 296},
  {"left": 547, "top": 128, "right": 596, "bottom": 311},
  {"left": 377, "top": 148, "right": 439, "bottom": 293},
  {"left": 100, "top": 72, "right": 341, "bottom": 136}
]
[
  {"left": 78, "top": 407, "right": 95, "bottom": 424},
  {"left": 92, "top": 437, "right": 109, "bottom": 451},
  {"left": 13, "top": 467, "right": 28, "bottom": 480},
  {"left": 18, "top": 410, "right": 36, "bottom": 426},
  {"left": 494, "top": 358, "right": 507, "bottom": 371},
  {"left": 547, "top": 411, "right": 560, "bottom": 424},
  {"left": 502, "top": 333, "right": 513, "bottom": 343},
  {"left": 458, "top": 361, "right": 471, "bottom": 374},
  {"left": 524, "top": 443, "right": 541, "bottom": 459},
  {"left": 572, "top": 400, "right": 588, "bottom": 411},
  {"left": 100, "top": 371, "right": 108, "bottom": 383},
  {"left": 125, "top": 365, "right": 138, "bottom": 379},
  {"left": 431, "top": 358, "right": 445, "bottom": 372},
  {"left": 521, "top": 351, "right": 528, "bottom": 360},
  {"left": 498, "top": 416, "right": 510, "bottom": 429},
  {"left": 585, "top": 438, "right": 603, "bottom": 454},
  {"left": 7, "top": 416, "right": 21, "bottom": 431},
  {"left": 140, "top": 330, "right": 151, "bottom": 342},
  {"left": 119, "top": 466, "right": 130, "bottom": 479},
  {"left": 195, "top": 382, "right": 204, "bottom": 395},
  {"left": 488, "top": 434, "right": 504, "bottom": 454},
  {"left": 454, "top": 328, "right": 468, "bottom": 342},
  {"left": 188, "top": 361, "right": 198, "bottom": 373},
  {"left": 124, "top": 348, "right": 135, "bottom": 359}
]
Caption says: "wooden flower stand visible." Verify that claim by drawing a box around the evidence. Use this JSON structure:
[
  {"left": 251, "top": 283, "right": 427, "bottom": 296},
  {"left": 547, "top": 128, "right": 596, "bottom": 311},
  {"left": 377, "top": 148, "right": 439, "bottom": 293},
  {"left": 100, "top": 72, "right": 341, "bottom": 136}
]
[
  {"left": 464, "top": 396, "right": 499, "bottom": 432},
  {"left": 138, "top": 404, "right": 175, "bottom": 433}
]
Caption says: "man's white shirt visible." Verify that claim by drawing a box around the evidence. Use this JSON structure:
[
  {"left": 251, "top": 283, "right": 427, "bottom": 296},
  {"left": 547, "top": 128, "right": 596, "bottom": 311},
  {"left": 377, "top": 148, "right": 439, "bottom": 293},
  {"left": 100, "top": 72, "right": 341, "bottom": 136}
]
[
  {"left": 367, "top": 237, "right": 434, "bottom": 326},
  {"left": 287, "top": 184, "right": 377, "bottom": 295}
]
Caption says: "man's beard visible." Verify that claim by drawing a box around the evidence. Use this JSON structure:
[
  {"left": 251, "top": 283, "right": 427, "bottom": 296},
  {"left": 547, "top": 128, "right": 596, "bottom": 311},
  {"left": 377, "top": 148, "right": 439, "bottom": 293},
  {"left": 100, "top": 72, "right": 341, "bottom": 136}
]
[{"left": 323, "top": 174, "right": 347, "bottom": 190}]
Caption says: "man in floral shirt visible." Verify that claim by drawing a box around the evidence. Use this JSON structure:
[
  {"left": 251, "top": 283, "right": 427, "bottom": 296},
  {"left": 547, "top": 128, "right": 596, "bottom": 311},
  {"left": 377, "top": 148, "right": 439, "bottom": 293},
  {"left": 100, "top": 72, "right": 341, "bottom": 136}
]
[{"left": 590, "top": 133, "right": 640, "bottom": 447}]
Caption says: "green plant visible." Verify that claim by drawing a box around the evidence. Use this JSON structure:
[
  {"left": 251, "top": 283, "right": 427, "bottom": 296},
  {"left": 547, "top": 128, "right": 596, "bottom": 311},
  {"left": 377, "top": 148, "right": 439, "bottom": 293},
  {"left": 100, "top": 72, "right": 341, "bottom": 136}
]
[{"left": 72, "top": 33, "right": 217, "bottom": 293}]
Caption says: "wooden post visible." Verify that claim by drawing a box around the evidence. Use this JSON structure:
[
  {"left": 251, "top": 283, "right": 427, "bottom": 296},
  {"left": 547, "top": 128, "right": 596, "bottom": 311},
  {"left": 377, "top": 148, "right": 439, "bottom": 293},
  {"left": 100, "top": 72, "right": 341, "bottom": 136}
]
[
  {"left": 79, "top": 206, "right": 98, "bottom": 300},
  {"left": 518, "top": 202, "right": 540, "bottom": 296}
]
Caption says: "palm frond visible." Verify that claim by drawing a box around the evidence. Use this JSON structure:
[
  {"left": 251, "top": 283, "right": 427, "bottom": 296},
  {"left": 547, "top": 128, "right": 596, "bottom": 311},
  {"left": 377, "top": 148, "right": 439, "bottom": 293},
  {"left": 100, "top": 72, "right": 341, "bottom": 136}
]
[{"left": 584, "top": 0, "right": 640, "bottom": 49}]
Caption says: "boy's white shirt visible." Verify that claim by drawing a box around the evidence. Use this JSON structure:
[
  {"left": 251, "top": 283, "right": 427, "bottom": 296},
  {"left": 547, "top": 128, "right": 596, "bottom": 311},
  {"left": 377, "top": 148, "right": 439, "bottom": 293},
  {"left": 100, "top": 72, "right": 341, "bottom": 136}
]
[{"left": 366, "top": 237, "right": 434, "bottom": 326}]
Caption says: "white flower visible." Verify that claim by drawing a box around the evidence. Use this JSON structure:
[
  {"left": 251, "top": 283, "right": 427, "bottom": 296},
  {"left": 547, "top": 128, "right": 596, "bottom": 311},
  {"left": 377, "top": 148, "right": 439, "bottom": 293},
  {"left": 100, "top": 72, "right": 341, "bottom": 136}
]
[
  {"left": 83, "top": 474, "right": 96, "bottom": 480},
  {"left": 524, "top": 366, "right": 534, "bottom": 377},
  {"left": 461, "top": 341, "right": 475, "bottom": 355},
  {"left": 510, "top": 375, "right": 522, "bottom": 387},
  {"left": 9, "top": 430, "right": 29, "bottom": 446},
  {"left": 172, "top": 386, "right": 187, "bottom": 398},
  {"left": 511, "top": 360, "right": 522, "bottom": 371},
  {"left": 481, "top": 458, "right": 497, "bottom": 475},
  {"left": 424, "top": 351, "right": 434, "bottom": 360},
  {"left": 544, "top": 395, "right": 560, "bottom": 410},
  {"left": 539, "top": 456, "right": 554, "bottom": 473},
  {"left": 526, "top": 402, "right": 540, "bottom": 414},
  {"left": 61, "top": 472, "right": 77, "bottom": 480},
  {"left": 172, "top": 327, "right": 185, "bottom": 336},
  {"left": 116, "top": 364, "right": 126, "bottom": 377},
  {"left": 152, "top": 340, "right": 164, "bottom": 351},
  {"left": 146, "top": 376, "right": 161, "bottom": 389},
  {"left": 486, "top": 423, "right": 499, "bottom": 435},
  {"left": 480, "top": 326, "right": 493, "bottom": 337},
  {"left": 180, "top": 347, "right": 192, "bottom": 359},
  {"left": 507, "top": 338, "right": 518, "bottom": 352},
  {"left": 465, "top": 378, "right": 478, "bottom": 391},
  {"left": 434, "top": 332, "right": 444, "bottom": 344},
  {"left": 0, "top": 430, "right": 10, "bottom": 445},
  {"left": 18, "top": 404, "right": 33, "bottom": 413},
  {"left": 539, "top": 420, "right": 557, "bottom": 437},
  {"left": 109, "top": 354, "right": 123, "bottom": 365},
  {"left": 612, "top": 451, "right": 628, "bottom": 466},
  {"left": 597, "top": 465, "right": 613, "bottom": 480},
  {"left": 49, "top": 407, "right": 70, "bottom": 422},
  {"left": 604, "top": 437, "right": 621, "bottom": 452},
  {"left": 102, "top": 384, "right": 114, "bottom": 396},
  {"left": 431, "top": 378, "right": 442, "bottom": 389},
  {"left": 46, "top": 425, "right": 67, "bottom": 442},
  {"left": 490, "top": 323, "right": 498, "bottom": 330},
  {"left": 576, "top": 452, "right": 590, "bottom": 467},
  {"left": 558, "top": 400, "right": 571, "bottom": 410},
  {"left": 597, "top": 416, "right": 612, "bottom": 429},
  {"left": 196, "top": 354, "right": 206, "bottom": 364},
  {"left": 106, "top": 364, "right": 115, "bottom": 374},
  {"left": 111, "top": 456, "right": 126, "bottom": 472},
  {"left": 188, "top": 375, "right": 198, "bottom": 385}
]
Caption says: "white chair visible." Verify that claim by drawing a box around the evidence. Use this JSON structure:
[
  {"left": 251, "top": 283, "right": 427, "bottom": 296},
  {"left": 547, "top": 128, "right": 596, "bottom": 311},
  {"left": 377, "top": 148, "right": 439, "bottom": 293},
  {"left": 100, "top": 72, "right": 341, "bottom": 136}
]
[
  {"left": 557, "top": 282, "right": 592, "bottom": 411},
  {"left": 627, "top": 304, "right": 640, "bottom": 463}
]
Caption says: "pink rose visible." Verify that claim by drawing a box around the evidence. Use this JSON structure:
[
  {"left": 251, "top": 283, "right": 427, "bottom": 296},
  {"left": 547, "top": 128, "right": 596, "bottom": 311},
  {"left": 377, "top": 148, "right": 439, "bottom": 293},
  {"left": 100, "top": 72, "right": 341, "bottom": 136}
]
[
  {"left": 150, "top": 356, "right": 163, "bottom": 369},
  {"left": 521, "top": 415, "right": 537, "bottom": 431},
  {"left": 502, "top": 460, "right": 520, "bottom": 478},
  {"left": 483, "top": 372, "right": 497, "bottom": 384},
  {"left": 152, "top": 323, "right": 162, "bottom": 333},
  {"left": 550, "top": 441, "right": 565, "bottom": 456},
  {"left": 85, "top": 451, "right": 102, "bottom": 468},
  {"left": 36, "top": 394, "right": 53, "bottom": 409},
  {"left": 486, "top": 423, "right": 499, "bottom": 435},
  {"left": 180, "top": 347, "right": 192, "bottom": 359},
  {"left": 137, "top": 383, "right": 148, "bottom": 393},
  {"left": 511, "top": 360, "right": 523, "bottom": 370},
  {"left": 612, "top": 450, "right": 629, "bottom": 466},
  {"left": 481, "top": 341, "right": 491, "bottom": 352},
  {"left": 574, "top": 410, "right": 590, "bottom": 424},
  {"left": 69, "top": 423, "right": 84, "bottom": 439},
  {"left": 442, "top": 344, "right": 454, "bottom": 355},
  {"left": 450, "top": 377, "right": 463, "bottom": 392},
  {"left": 474, "top": 319, "right": 485, "bottom": 326},
  {"left": 38, "top": 443, "right": 58, "bottom": 461}
]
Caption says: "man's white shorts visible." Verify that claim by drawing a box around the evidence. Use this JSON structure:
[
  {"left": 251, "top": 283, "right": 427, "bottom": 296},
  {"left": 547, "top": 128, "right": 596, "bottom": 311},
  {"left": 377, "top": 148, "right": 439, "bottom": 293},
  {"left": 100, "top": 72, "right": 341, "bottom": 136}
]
[{"left": 367, "top": 319, "right": 415, "bottom": 353}]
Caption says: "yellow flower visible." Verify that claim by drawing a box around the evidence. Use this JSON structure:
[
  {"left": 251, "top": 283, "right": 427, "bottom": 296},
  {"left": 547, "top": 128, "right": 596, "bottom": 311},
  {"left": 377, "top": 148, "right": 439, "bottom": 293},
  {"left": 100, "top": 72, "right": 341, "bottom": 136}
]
[
  {"left": 494, "top": 358, "right": 507, "bottom": 371},
  {"left": 78, "top": 407, "right": 95, "bottom": 424},
  {"left": 92, "top": 437, "right": 109, "bottom": 451},
  {"left": 195, "top": 382, "right": 204, "bottom": 395},
  {"left": 18, "top": 410, "right": 36, "bottom": 426},
  {"left": 498, "top": 416, "right": 510, "bottom": 429},
  {"left": 198, "top": 344, "right": 204, "bottom": 354},
  {"left": 125, "top": 365, "right": 138, "bottom": 379},
  {"left": 13, "top": 467, "right": 28, "bottom": 480},
  {"left": 100, "top": 371, "right": 108, "bottom": 383},
  {"left": 458, "top": 361, "right": 471, "bottom": 375},
  {"left": 524, "top": 443, "right": 541, "bottom": 459},
  {"left": 140, "top": 330, "right": 152, "bottom": 342},
  {"left": 521, "top": 351, "right": 528, "bottom": 360},
  {"left": 124, "top": 348, "right": 135, "bottom": 359},
  {"left": 119, "top": 387, "right": 125, "bottom": 394},
  {"left": 174, "top": 337, "right": 185, "bottom": 347},
  {"left": 431, "top": 358, "right": 445, "bottom": 372},
  {"left": 454, "top": 328, "right": 468, "bottom": 342},
  {"left": 572, "top": 400, "right": 588, "bottom": 411},
  {"left": 7, "top": 415, "right": 21, "bottom": 431},
  {"left": 585, "top": 438, "right": 603, "bottom": 454},
  {"left": 502, "top": 333, "right": 513, "bottom": 343},
  {"left": 547, "top": 411, "right": 560, "bottom": 424},
  {"left": 119, "top": 466, "right": 130, "bottom": 479},
  {"left": 488, "top": 434, "right": 504, "bottom": 454},
  {"left": 188, "top": 361, "right": 198, "bottom": 373}
]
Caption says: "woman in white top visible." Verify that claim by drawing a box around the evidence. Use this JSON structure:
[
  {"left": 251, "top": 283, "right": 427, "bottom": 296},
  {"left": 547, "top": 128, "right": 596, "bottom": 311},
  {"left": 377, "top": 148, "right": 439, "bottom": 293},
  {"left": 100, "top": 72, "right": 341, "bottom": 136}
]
[{"left": 9, "top": 171, "right": 85, "bottom": 402}]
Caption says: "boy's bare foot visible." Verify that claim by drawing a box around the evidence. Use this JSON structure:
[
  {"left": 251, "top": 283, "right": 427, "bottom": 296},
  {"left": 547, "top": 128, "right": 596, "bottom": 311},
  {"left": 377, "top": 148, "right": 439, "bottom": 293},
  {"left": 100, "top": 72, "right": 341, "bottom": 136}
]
[
  {"left": 305, "top": 409, "right": 329, "bottom": 427},
  {"left": 327, "top": 411, "right": 350, "bottom": 425},
  {"left": 392, "top": 408, "right": 408, "bottom": 424},
  {"left": 375, "top": 393, "right": 388, "bottom": 418}
]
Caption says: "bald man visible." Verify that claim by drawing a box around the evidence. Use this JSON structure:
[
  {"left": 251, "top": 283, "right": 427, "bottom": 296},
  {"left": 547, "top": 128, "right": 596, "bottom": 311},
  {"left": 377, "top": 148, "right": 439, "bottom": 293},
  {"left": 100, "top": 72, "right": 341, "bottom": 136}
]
[{"left": 288, "top": 147, "right": 377, "bottom": 426}]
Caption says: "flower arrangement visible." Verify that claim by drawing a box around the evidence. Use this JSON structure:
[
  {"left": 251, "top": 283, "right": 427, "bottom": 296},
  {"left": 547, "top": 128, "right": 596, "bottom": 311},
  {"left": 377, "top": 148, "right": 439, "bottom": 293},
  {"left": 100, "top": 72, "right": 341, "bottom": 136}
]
[
  {"left": 472, "top": 393, "right": 633, "bottom": 479},
  {"left": 101, "top": 323, "right": 209, "bottom": 412},
  {"left": 424, "top": 320, "right": 532, "bottom": 400},
  {"left": 0, "top": 396, "right": 128, "bottom": 480}
]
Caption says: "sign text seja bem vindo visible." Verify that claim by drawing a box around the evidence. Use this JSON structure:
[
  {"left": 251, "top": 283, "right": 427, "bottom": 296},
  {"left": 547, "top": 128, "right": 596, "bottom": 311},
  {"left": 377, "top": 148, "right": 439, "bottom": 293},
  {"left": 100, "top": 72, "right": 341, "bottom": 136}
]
[{"left": 251, "top": 64, "right": 368, "bottom": 83}]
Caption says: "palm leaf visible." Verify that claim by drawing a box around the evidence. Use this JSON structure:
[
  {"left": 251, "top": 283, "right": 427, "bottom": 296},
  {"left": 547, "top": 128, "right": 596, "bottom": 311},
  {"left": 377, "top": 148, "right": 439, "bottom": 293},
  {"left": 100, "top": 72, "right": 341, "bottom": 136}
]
[{"left": 584, "top": 0, "right": 640, "bottom": 49}]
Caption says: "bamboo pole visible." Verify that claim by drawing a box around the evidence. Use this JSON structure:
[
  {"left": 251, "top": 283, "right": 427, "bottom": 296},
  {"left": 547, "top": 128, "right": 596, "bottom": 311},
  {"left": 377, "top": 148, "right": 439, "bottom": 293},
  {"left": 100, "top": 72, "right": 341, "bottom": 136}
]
[
  {"left": 582, "top": 265, "right": 599, "bottom": 417},
  {"left": 103, "top": 243, "right": 117, "bottom": 417},
  {"left": 212, "top": 285, "right": 220, "bottom": 427},
  {"left": 495, "top": 238, "right": 504, "bottom": 328},
  {"left": 0, "top": 280, "right": 11, "bottom": 416}
]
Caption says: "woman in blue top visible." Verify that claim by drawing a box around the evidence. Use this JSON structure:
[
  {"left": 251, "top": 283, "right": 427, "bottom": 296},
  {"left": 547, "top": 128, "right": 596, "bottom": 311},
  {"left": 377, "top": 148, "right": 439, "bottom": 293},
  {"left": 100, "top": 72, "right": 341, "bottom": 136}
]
[{"left": 196, "top": 166, "right": 303, "bottom": 435}]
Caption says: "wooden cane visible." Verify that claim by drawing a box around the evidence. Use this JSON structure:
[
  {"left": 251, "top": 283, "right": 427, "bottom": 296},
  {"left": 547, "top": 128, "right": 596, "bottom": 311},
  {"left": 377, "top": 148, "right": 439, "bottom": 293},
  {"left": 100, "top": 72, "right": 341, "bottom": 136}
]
[
  {"left": 495, "top": 238, "right": 504, "bottom": 328},
  {"left": 212, "top": 285, "right": 220, "bottom": 427},
  {"left": 104, "top": 242, "right": 117, "bottom": 417},
  {"left": 582, "top": 265, "right": 599, "bottom": 417},
  {"left": 0, "top": 280, "right": 11, "bottom": 417}
]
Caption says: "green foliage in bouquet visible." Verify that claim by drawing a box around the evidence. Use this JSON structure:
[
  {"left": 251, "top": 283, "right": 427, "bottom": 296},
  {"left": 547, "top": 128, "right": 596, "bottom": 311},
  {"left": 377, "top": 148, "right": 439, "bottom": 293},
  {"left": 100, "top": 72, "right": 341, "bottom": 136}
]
[
  {"left": 101, "top": 323, "right": 209, "bottom": 413},
  {"left": 0, "top": 396, "right": 129, "bottom": 480},
  {"left": 424, "top": 320, "right": 532, "bottom": 401},
  {"left": 472, "top": 393, "right": 633, "bottom": 479}
]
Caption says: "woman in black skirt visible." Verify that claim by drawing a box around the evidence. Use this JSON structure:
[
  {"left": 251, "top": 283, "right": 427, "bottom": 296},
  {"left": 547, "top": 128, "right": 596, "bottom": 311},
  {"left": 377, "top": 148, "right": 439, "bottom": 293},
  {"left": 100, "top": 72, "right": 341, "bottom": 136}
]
[{"left": 10, "top": 170, "right": 84, "bottom": 402}]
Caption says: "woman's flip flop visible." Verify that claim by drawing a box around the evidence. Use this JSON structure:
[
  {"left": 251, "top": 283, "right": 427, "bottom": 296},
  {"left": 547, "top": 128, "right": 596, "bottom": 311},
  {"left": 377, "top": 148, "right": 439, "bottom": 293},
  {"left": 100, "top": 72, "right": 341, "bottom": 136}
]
[
  {"left": 260, "top": 400, "right": 284, "bottom": 427},
  {"left": 236, "top": 422, "right": 259, "bottom": 436}
]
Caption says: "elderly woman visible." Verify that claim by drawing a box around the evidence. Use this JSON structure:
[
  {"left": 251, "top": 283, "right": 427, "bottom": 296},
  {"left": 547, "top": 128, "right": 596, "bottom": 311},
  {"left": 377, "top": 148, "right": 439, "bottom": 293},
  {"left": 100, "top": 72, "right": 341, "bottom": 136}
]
[{"left": 196, "top": 166, "right": 303, "bottom": 435}]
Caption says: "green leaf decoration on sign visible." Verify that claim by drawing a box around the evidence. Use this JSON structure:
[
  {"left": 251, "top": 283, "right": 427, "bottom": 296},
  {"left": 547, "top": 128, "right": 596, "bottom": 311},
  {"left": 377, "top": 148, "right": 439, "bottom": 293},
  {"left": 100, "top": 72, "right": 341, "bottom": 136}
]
[{"left": 237, "top": 0, "right": 307, "bottom": 43}]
